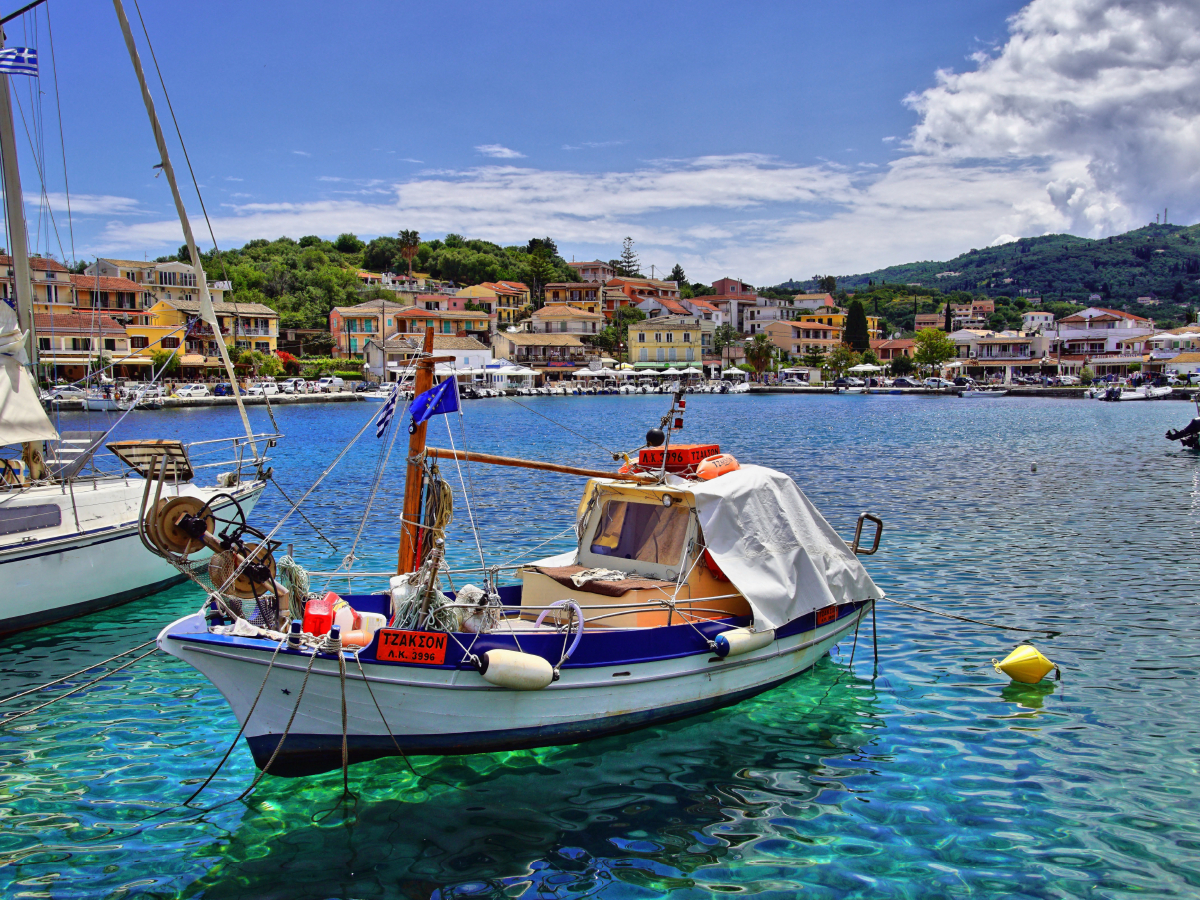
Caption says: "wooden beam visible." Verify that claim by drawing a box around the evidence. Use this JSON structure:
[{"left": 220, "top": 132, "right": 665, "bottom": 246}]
[
  {"left": 425, "top": 447, "right": 657, "bottom": 484},
  {"left": 397, "top": 328, "right": 436, "bottom": 574}
]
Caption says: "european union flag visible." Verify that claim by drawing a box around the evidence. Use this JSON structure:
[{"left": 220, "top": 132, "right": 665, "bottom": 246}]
[
  {"left": 0, "top": 48, "right": 38, "bottom": 77},
  {"left": 409, "top": 378, "right": 459, "bottom": 432}
]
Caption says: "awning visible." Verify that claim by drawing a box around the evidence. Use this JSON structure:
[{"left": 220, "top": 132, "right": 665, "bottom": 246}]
[{"left": 181, "top": 354, "right": 206, "bottom": 366}]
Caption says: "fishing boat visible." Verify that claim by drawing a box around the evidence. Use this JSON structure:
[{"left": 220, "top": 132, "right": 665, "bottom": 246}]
[
  {"left": 1099, "top": 384, "right": 1172, "bottom": 401},
  {"left": 961, "top": 387, "right": 1008, "bottom": 398},
  {"left": 153, "top": 328, "right": 886, "bottom": 776},
  {"left": 0, "top": 5, "right": 275, "bottom": 635}
]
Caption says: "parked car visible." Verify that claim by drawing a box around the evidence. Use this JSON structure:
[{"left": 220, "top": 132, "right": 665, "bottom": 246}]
[
  {"left": 891, "top": 377, "right": 919, "bottom": 388},
  {"left": 279, "top": 377, "right": 307, "bottom": 394},
  {"left": 833, "top": 377, "right": 850, "bottom": 387},
  {"left": 953, "top": 376, "right": 976, "bottom": 387},
  {"left": 246, "top": 381, "right": 279, "bottom": 397},
  {"left": 211, "top": 382, "right": 232, "bottom": 396},
  {"left": 1057, "top": 375, "right": 1080, "bottom": 386},
  {"left": 174, "top": 383, "right": 211, "bottom": 398},
  {"left": 316, "top": 376, "right": 345, "bottom": 393},
  {"left": 43, "top": 384, "right": 87, "bottom": 401},
  {"left": 924, "top": 377, "right": 955, "bottom": 389},
  {"left": 780, "top": 377, "right": 804, "bottom": 386}
]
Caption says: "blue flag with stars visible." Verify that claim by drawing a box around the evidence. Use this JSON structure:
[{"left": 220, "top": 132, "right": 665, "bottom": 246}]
[
  {"left": 0, "top": 48, "right": 38, "bottom": 76},
  {"left": 409, "top": 378, "right": 459, "bottom": 432}
]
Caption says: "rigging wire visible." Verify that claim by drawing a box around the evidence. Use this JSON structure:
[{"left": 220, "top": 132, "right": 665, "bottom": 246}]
[
  {"left": 502, "top": 393, "right": 619, "bottom": 458},
  {"left": 43, "top": 3, "right": 74, "bottom": 267}
]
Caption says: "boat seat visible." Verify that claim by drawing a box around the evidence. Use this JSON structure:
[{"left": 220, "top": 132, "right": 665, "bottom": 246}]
[{"left": 532, "top": 564, "right": 676, "bottom": 597}]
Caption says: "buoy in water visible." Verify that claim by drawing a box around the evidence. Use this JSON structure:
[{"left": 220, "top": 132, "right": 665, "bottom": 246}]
[{"left": 993, "top": 644, "right": 1059, "bottom": 684}]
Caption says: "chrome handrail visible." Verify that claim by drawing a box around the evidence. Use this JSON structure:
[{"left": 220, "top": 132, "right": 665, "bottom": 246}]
[{"left": 850, "top": 512, "right": 883, "bottom": 555}]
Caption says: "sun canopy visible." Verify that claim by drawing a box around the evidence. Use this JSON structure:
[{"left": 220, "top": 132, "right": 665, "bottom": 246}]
[
  {"left": 687, "top": 465, "right": 882, "bottom": 630},
  {"left": 722, "top": 367, "right": 746, "bottom": 376},
  {"left": 848, "top": 363, "right": 882, "bottom": 372}
]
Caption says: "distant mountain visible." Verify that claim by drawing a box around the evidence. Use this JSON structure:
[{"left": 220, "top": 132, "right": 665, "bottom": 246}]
[{"left": 772, "top": 222, "right": 1200, "bottom": 317}]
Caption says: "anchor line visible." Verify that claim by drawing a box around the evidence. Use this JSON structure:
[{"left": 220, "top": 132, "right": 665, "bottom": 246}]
[
  {"left": 882, "top": 597, "right": 1065, "bottom": 635},
  {"left": 0, "top": 638, "right": 157, "bottom": 706},
  {"left": 0, "top": 648, "right": 158, "bottom": 727}
]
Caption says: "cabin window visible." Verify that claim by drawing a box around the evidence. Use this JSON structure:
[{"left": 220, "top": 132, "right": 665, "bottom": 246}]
[
  {"left": 0, "top": 503, "right": 61, "bottom": 536},
  {"left": 589, "top": 500, "right": 689, "bottom": 567}
]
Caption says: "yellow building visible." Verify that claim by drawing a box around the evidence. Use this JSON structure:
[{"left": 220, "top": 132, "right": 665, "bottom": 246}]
[
  {"left": 456, "top": 281, "right": 530, "bottom": 329},
  {"left": 543, "top": 282, "right": 602, "bottom": 315},
  {"left": 2, "top": 255, "right": 75, "bottom": 315},
  {"left": 797, "top": 310, "right": 881, "bottom": 343},
  {"left": 630, "top": 315, "right": 702, "bottom": 369},
  {"left": 125, "top": 298, "right": 278, "bottom": 376}
]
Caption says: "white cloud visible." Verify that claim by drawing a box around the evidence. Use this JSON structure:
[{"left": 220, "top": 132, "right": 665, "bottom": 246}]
[
  {"left": 84, "top": 0, "right": 1200, "bottom": 283},
  {"left": 907, "top": 0, "right": 1200, "bottom": 232},
  {"left": 475, "top": 144, "right": 525, "bottom": 159},
  {"left": 292, "top": 150, "right": 311, "bottom": 157},
  {"left": 45, "top": 193, "right": 142, "bottom": 215}
]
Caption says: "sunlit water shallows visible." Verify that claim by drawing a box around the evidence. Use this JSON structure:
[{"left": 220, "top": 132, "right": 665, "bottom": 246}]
[{"left": 3, "top": 394, "right": 1200, "bottom": 899}]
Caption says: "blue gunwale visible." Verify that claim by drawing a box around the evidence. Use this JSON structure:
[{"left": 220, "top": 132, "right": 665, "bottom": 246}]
[{"left": 168, "top": 596, "right": 873, "bottom": 671}]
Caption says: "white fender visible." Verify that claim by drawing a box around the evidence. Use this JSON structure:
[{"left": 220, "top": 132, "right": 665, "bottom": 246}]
[
  {"left": 714, "top": 628, "right": 775, "bottom": 658},
  {"left": 478, "top": 649, "right": 555, "bottom": 690}
]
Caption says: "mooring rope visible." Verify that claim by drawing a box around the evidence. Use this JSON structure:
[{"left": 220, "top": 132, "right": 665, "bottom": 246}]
[
  {"left": 0, "top": 648, "right": 158, "bottom": 727},
  {"left": 882, "top": 596, "right": 1064, "bottom": 635},
  {"left": 0, "top": 639, "right": 156, "bottom": 707}
]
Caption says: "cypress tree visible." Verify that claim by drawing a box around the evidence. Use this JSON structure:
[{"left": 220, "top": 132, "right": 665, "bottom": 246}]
[{"left": 845, "top": 299, "right": 871, "bottom": 352}]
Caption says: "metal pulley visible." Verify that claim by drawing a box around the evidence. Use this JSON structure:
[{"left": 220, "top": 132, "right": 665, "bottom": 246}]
[
  {"left": 208, "top": 542, "right": 278, "bottom": 600},
  {"left": 146, "top": 495, "right": 214, "bottom": 556}
]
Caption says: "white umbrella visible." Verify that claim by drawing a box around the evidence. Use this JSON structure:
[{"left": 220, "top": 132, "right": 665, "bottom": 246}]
[
  {"left": 661, "top": 367, "right": 682, "bottom": 375},
  {"left": 681, "top": 367, "right": 702, "bottom": 375},
  {"left": 722, "top": 367, "right": 745, "bottom": 376},
  {"left": 848, "top": 363, "right": 882, "bottom": 373}
]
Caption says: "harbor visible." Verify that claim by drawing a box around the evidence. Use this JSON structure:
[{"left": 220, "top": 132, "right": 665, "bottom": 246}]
[
  {"left": 2, "top": 0, "right": 1200, "bottom": 897},
  {"left": 3, "top": 395, "right": 1199, "bottom": 897}
]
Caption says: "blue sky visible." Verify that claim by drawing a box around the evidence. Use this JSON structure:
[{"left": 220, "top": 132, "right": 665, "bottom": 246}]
[{"left": 5, "top": 0, "right": 1197, "bottom": 285}]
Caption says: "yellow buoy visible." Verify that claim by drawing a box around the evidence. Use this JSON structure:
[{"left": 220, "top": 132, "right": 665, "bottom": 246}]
[{"left": 993, "top": 644, "right": 1060, "bottom": 684}]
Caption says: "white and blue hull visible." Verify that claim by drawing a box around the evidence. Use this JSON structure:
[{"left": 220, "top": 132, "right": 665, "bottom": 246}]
[
  {"left": 159, "top": 601, "right": 871, "bottom": 776},
  {"left": 0, "top": 480, "right": 263, "bottom": 635}
]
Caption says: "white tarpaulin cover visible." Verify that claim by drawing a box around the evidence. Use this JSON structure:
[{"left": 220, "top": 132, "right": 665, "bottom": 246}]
[
  {"left": 0, "top": 305, "right": 58, "bottom": 446},
  {"left": 687, "top": 465, "right": 882, "bottom": 630}
]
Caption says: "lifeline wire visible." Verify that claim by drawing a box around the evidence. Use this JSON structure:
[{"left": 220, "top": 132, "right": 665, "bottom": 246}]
[{"left": 501, "top": 393, "right": 619, "bottom": 458}]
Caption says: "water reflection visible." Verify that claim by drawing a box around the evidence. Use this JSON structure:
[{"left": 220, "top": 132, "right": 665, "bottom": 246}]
[{"left": 185, "top": 661, "right": 883, "bottom": 899}]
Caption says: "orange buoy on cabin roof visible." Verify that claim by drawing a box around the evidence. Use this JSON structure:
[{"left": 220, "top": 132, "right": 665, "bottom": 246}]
[{"left": 697, "top": 453, "right": 740, "bottom": 481}]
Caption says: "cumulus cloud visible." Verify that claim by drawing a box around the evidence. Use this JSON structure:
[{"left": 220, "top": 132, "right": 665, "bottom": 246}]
[
  {"left": 86, "top": 0, "right": 1200, "bottom": 282},
  {"left": 46, "top": 193, "right": 142, "bottom": 216},
  {"left": 907, "top": 0, "right": 1200, "bottom": 232},
  {"left": 475, "top": 144, "right": 525, "bottom": 159}
]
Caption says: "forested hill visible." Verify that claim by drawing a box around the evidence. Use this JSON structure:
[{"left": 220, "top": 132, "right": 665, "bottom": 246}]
[
  {"left": 171, "top": 233, "right": 580, "bottom": 330},
  {"left": 772, "top": 222, "right": 1200, "bottom": 322}
]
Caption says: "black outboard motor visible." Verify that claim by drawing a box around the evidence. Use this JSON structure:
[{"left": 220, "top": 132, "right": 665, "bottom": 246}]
[{"left": 1166, "top": 417, "right": 1200, "bottom": 450}]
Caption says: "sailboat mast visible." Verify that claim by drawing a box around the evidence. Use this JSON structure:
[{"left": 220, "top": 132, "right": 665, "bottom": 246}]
[
  {"left": 0, "top": 20, "right": 38, "bottom": 365},
  {"left": 111, "top": 0, "right": 257, "bottom": 458},
  {"left": 398, "top": 326, "right": 435, "bottom": 574}
]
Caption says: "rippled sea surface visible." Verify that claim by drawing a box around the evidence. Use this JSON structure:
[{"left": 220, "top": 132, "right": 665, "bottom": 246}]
[{"left": 3, "top": 393, "right": 1200, "bottom": 899}]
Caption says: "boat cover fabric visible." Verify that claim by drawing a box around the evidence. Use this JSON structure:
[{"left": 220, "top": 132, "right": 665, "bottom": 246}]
[
  {"left": 0, "top": 305, "right": 58, "bottom": 446},
  {"left": 686, "top": 464, "right": 882, "bottom": 631},
  {"left": 533, "top": 564, "right": 676, "bottom": 597}
]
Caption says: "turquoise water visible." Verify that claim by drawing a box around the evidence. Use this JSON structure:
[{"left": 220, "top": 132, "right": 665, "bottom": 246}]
[{"left": 3, "top": 394, "right": 1200, "bottom": 899}]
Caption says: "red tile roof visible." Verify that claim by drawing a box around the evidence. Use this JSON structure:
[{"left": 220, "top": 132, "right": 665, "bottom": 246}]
[
  {"left": 686, "top": 299, "right": 719, "bottom": 312},
  {"left": 0, "top": 255, "right": 69, "bottom": 272},
  {"left": 69, "top": 274, "right": 147, "bottom": 292},
  {"left": 34, "top": 313, "right": 124, "bottom": 334}
]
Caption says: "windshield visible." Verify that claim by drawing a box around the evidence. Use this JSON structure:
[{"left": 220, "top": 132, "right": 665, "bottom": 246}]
[{"left": 589, "top": 500, "right": 689, "bottom": 567}]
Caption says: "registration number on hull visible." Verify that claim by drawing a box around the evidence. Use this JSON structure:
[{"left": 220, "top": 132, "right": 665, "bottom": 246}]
[{"left": 376, "top": 629, "right": 448, "bottom": 665}]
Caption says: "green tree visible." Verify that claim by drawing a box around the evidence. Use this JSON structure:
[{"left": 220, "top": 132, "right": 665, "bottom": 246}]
[
  {"left": 826, "top": 343, "right": 859, "bottom": 378},
  {"left": 744, "top": 332, "right": 775, "bottom": 376},
  {"left": 524, "top": 247, "right": 556, "bottom": 307},
  {"left": 861, "top": 348, "right": 880, "bottom": 366},
  {"left": 669, "top": 263, "right": 686, "bottom": 285},
  {"left": 398, "top": 229, "right": 421, "bottom": 278},
  {"left": 599, "top": 306, "right": 647, "bottom": 359},
  {"left": 912, "top": 328, "right": 957, "bottom": 374},
  {"left": 1079, "top": 365, "right": 1094, "bottom": 385},
  {"left": 816, "top": 275, "right": 837, "bottom": 294},
  {"left": 713, "top": 323, "right": 739, "bottom": 354},
  {"left": 334, "top": 233, "right": 364, "bottom": 254},
  {"left": 889, "top": 354, "right": 915, "bottom": 377},
  {"left": 617, "top": 237, "right": 641, "bottom": 277},
  {"left": 151, "top": 348, "right": 180, "bottom": 376},
  {"left": 844, "top": 299, "right": 871, "bottom": 352},
  {"left": 802, "top": 346, "right": 827, "bottom": 369}
]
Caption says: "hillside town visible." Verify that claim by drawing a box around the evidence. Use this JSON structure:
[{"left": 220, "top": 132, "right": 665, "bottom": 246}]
[{"left": 13, "top": 249, "right": 1200, "bottom": 389}]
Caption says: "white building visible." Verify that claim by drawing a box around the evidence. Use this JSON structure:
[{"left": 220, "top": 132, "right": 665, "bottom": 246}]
[
  {"left": 1022, "top": 310, "right": 1054, "bottom": 332},
  {"left": 363, "top": 334, "right": 492, "bottom": 383},
  {"left": 87, "top": 258, "right": 228, "bottom": 309}
]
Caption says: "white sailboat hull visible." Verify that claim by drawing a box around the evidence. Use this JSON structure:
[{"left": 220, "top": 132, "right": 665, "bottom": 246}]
[
  {"left": 159, "top": 603, "right": 870, "bottom": 776},
  {"left": 0, "top": 479, "right": 263, "bottom": 635}
]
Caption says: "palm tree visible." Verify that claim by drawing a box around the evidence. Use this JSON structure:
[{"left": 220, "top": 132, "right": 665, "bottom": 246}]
[
  {"left": 398, "top": 230, "right": 420, "bottom": 279},
  {"left": 745, "top": 332, "right": 775, "bottom": 377}
]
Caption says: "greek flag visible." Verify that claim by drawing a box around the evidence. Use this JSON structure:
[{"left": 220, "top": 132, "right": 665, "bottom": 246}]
[
  {"left": 375, "top": 384, "right": 400, "bottom": 438},
  {"left": 0, "top": 48, "right": 38, "bottom": 76}
]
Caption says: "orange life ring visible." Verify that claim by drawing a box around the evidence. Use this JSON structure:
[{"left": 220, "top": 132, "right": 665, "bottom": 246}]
[{"left": 696, "top": 453, "right": 740, "bottom": 480}]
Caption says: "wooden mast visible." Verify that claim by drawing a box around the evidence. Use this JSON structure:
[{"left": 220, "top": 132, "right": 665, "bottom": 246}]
[{"left": 397, "top": 327, "right": 436, "bottom": 574}]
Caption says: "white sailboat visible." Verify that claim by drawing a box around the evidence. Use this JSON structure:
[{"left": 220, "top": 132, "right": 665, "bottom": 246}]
[{"left": 0, "top": 11, "right": 272, "bottom": 636}]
